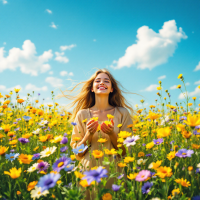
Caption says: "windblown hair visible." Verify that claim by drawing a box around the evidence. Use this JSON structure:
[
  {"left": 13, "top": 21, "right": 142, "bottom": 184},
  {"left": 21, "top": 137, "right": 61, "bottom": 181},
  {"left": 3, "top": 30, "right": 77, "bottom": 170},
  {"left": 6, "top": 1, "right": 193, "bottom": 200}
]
[{"left": 57, "top": 69, "right": 138, "bottom": 123}]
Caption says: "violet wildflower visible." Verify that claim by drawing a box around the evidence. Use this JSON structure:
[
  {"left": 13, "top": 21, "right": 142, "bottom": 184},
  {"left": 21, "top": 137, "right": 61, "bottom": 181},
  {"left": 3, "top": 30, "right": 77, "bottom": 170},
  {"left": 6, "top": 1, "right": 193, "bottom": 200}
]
[
  {"left": 52, "top": 156, "right": 71, "bottom": 172},
  {"left": 141, "top": 182, "right": 153, "bottom": 194},
  {"left": 37, "top": 161, "right": 50, "bottom": 172},
  {"left": 32, "top": 153, "right": 40, "bottom": 160},
  {"left": 71, "top": 122, "right": 77, "bottom": 126},
  {"left": 153, "top": 138, "right": 163, "bottom": 145},
  {"left": 60, "top": 137, "right": 68, "bottom": 144},
  {"left": 37, "top": 173, "right": 61, "bottom": 192},
  {"left": 175, "top": 149, "right": 194, "bottom": 158},
  {"left": 60, "top": 146, "right": 68, "bottom": 152},
  {"left": 117, "top": 174, "right": 124, "bottom": 179},
  {"left": 112, "top": 184, "right": 121, "bottom": 191},
  {"left": 18, "top": 138, "right": 29, "bottom": 144},
  {"left": 82, "top": 167, "right": 108, "bottom": 185},
  {"left": 123, "top": 135, "right": 140, "bottom": 147}
]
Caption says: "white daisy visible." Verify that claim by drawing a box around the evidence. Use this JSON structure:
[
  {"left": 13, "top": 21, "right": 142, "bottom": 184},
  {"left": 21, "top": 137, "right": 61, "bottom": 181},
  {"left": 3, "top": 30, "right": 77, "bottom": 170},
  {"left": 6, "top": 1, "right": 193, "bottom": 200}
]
[
  {"left": 27, "top": 163, "right": 39, "bottom": 173},
  {"left": 30, "top": 186, "right": 49, "bottom": 200},
  {"left": 40, "top": 146, "right": 57, "bottom": 158}
]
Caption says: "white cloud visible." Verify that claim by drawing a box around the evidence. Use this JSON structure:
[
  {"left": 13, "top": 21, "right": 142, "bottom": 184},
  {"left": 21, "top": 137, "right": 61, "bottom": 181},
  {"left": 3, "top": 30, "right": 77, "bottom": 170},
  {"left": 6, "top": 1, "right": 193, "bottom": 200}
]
[
  {"left": 2, "top": 0, "right": 7, "bottom": 4},
  {"left": 50, "top": 22, "right": 57, "bottom": 29},
  {"left": 185, "top": 82, "right": 190, "bottom": 86},
  {"left": 68, "top": 72, "right": 74, "bottom": 76},
  {"left": 0, "top": 40, "right": 53, "bottom": 76},
  {"left": 46, "top": 9, "right": 52, "bottom": 14},
  {"left": 49, "top": 71, "right": 53, "bottom": 75},
  {"left": 158, "top": 75, "right": 166, "bottom": 80},
  {"left": 111, "top": 20, "right": 187, "bottom": 70},
  {"left": 93, "top": 39, "right": 96, "bottom": 42},
  {"left": 55, "top": 52, "right": 69, "bottom": 63},
  {"left": 194, "top": 80, "right": 200, "bottom": 85},
  {"left": 45, "top": 77, "right": 63, "bottom": 88},
  {"left": 0, "top": 85, "right": 22, "bottom": 92},
  {"left": 142, "top": 84, "right": 159, "bottom": 92},
  {"left": 194, "top": 62, "right": 200, "bottom": 71},
  {"left": 178, "top": 86, "right": 200, "bottom": 99},
  {"left": 60, "top": 71, "right": 68, "bottom": 76},
  {"left": 170, "top": 85, "right": 177, "bottom": 90},
  {"left": 25, "top": 83, "right": 48, "bottom": 91},
  {"left": 60, "top": 44, "right": 76, "bottom": 51},
  {"left": 3, "top": 42, "right": 6, "bottom": 45}
]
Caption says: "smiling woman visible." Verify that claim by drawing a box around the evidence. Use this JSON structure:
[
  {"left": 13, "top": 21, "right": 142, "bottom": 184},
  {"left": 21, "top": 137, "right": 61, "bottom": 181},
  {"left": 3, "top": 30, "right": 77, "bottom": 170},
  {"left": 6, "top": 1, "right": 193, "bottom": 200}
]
[{"left": 57, "top": 68, "right": 136, "bottom": 199}]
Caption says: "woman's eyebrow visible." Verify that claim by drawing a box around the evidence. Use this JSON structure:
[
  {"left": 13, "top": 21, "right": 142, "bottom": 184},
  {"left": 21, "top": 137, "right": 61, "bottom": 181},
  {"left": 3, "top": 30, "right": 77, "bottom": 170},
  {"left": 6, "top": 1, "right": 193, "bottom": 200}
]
[{"left": 95, "top": 78, "right": 110, "bottom": 80}]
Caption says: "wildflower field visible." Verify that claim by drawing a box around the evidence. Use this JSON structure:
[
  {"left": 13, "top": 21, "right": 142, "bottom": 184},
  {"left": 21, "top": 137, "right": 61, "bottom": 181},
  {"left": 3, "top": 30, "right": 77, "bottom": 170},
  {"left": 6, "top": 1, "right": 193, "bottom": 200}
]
[{"left": 1, "top": 74, "right": 200, "bottom": 200}]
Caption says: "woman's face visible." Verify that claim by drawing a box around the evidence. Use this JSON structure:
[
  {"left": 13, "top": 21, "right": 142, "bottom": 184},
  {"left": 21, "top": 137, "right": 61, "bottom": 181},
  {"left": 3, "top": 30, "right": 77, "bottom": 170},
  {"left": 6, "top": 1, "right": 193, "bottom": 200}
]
[{"left": 92, "top": 73, "right": 113, "bottom": 95}]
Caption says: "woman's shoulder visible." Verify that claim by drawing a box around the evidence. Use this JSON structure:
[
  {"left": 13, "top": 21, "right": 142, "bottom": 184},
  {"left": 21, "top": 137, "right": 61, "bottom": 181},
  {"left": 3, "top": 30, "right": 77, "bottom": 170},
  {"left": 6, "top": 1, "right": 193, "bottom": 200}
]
[
  {"left": 116, "top": 107, "right": 130, "bottom": 114},
  {"left": 76, "top": 108, "right": 89, "bottom": 119}
]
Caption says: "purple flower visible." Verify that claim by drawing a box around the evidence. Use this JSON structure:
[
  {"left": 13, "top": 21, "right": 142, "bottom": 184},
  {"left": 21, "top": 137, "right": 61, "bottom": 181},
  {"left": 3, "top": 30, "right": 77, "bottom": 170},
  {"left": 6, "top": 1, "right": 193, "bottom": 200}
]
[
  {"left": 13, "top": 122, "right": 18, "bottom": 124},
  {"left": 37, "top": 161, "right": 50, "bottom": 172},
  {"left": 16, "top": 118, "right": 21, "bottom": 121},
  {"left": 180, "top": 116, "right": 187, "bottom": 121},
  {"left": 60, "top": 137, "right": 68, "bottom": 144},
  {"left": 173, "top": 109, "right": 177, "bottom": 112},
  {"left": 60, "top": 146, "right": 68, "bottom": 152},
  {"left": 141, "top": 182, "right": 153, "bottom": 194},
  {"left": 117, "top": 174, "right": 124, "bottom": 179},
  {"left": 64, "top": 133, "right": 67, "bottom": 137},
  {"left": 175, "top": 149, "right": 194, "bottom": 158},
  {"left": 10, "top": 149, "right": 15, "bottom": 153},
  {"left": 18, "top": 138, "right": 29, "bottom": 144},
  {"left": 153, "top": 138, "right": 163, "bottom": 145},
  {"left": 14, "top": 128, "right": 20, "bottom": 131},
  {"left": 112, "top": 184, "right": 121, "bottom": 191},
  {"left": 192, "top": 196, "right": 200, "bottom": 200},
  {"left": 146, "top": 154, "right": 152, "bottom": 157},
  {"left": 123, "top": 135, "right": 140, "bottom": 147},
  {"left": 170, "top": 140, "right": 175, "bottom": 144},
  {"left": 142, "top": 143, "right": 146, "bottom": 146},
  {"left": 195, "top": 125, "right": 200, "bottom": 129},
  {"left": 52, "top": 156, "right": 71, "bottom": 172},
  {"left": 82, "top": 167, "right": 108, "bottom": 185},
  {"left": 193, "top": 130, "right": 200, "bottom": 135},
  {"left": 32, "top": 153, "right": 40, "bottom": 160},
  {"left": 38, "top": 93, "right": 40, "bottom": 96},
  {"left": 37, "top": 173, "right": 61, "bottom": 192},
  {"left": 71, "top": 122, "right": 77, "bottom": 126},
  {"left": 135, "top": 170, "right": 151, "bottom": 182},
  {"left": 196, "top": 168, "right": 200, "bottom": 174}
]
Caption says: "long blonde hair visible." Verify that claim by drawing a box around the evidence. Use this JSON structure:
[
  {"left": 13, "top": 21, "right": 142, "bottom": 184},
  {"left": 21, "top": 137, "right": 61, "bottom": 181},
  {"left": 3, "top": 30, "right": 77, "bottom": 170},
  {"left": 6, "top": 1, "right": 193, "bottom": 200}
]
[{"left": 57, "top": 69, "right": 138, "bottom": 122}]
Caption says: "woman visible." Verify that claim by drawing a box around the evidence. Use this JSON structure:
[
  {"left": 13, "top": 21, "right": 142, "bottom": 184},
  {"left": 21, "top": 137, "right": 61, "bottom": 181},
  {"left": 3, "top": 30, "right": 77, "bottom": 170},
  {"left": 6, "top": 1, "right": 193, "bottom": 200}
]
[{"left": 61, "top": 69, "right": 134, "bottom": 199}]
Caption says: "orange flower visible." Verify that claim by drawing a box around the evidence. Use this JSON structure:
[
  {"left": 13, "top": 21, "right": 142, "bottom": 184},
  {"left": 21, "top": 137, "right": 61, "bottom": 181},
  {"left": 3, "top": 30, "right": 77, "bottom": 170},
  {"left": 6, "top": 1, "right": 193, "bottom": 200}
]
[
  {"left": 102, "top": 193, "right": 112, "bottom": 200},
  {"left": 4, "top": 167, "right": 21, "bottom": 179},
  {"left": 18, "top": 154, "right": 33, "bottom": 164},
  {"left": 127, "top": 173, "right": 138, "bottom": 180},
  {"left": 156, "top": 166, "right": 173, "bottom": 178},
  {"left": 167, "top": 151, "right": 176, "bottom": 161},
  {"left": 118, "top": 162, "right": 127, "bottom": 168},
  {"left": 35, "top": 100, "right": 39, "bottom": 103},
  {"left": 0, "top": 146, "right": 9, "bottom": 155},
  {"left": 17, "top": 99, "right": 25, "bottom": 104},
  {"left": 138, "top": 152, "right": 145, "bottom": 157},
  {"left": 27, "top": 181, "right": 38, "bottom": 191},
  {"left": 104, "top": 149, "right": 117, "bottom": 155},
  {"left": 92, "top": 150, "right": 104, "bottom": 159}
]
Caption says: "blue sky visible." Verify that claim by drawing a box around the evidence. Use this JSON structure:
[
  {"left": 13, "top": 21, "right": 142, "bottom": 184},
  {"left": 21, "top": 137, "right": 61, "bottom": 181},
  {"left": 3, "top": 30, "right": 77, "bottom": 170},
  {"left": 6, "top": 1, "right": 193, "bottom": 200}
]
[{"left": 0, "top": 0, "right": 200, "bottom": 111}]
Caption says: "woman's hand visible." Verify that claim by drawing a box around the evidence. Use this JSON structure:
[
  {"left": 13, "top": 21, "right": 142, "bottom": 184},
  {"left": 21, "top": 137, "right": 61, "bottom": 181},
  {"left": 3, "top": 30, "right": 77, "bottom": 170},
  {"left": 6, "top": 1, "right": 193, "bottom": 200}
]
[
  {"left": 101, "top": 119, "right": 114, "bottom": 136},
  {"left": 86, "top": 119, "right": 99, "bottom": 135}
]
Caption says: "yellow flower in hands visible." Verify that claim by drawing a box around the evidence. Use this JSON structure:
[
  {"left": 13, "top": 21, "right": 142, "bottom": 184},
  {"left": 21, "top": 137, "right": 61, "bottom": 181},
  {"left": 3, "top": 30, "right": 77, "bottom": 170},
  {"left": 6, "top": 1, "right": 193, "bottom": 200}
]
[{"left": 4, "top": 167, "right": 21, "bottom": 179}]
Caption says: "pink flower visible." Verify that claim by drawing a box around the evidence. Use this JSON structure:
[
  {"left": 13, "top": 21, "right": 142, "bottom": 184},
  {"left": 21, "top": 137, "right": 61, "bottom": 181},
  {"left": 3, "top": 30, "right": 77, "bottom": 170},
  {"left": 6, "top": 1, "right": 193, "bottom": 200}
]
[{"left": 135, "top": 170, "right": 151, "bottom": 182}]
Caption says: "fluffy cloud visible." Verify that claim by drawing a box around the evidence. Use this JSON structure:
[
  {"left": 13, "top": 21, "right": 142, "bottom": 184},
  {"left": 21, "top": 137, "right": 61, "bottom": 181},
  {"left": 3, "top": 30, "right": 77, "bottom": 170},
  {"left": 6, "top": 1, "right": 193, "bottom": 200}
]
[
  {"left": 142, "top": 84, "right": 159, "bottom": 92},
  {"left": 55, "top": 52, "right": 69, "bottom": 63},
  {"left": 49, "top": 71, "right": 53, "bottom": 75},
  {"left": 0, "top": 40, "right": 53, "bottom": 76},
  {"left": 60, "top": 71, "right": 74, "bottom": 76},
  {"left": 50, "top": 22, "right": 57, "bottom": 29},
  {"left": 45, "top": 77, "right": 63, "bottom": 88},
  {"left": 170, "top": 85, "right": 177, "bottom": 90},
  {"left": 185, "top": 82, "right": 190, "bottom": 86},
  {"left": 194, "top": 80, "right": 200, "bottom": 85},
  {"left": 158, "top": 75, "right": 166, "bottom": 80},
  {"left": 178, "top": 86, "right": 200, "bottom": 99},
  {"left": 0, "top": 85, "right": 22, "bottom": 92},
  {"left": 194, "top": 61, "right": 200, "bottom": 71},
  {"left": 46, "top": 9, "right": 52, "bottom": 14},
  {"left": 2, "top": 0, "right": 7, "bottom": 4},
  {"left": 25, "top": 84, "right": 48, "bottom": 91},
  {"left": 111, "top": 20, "right": 187, "bottom": 70},
  {"left": 60, "top": 44, "right": 76, "bottom": 51}
]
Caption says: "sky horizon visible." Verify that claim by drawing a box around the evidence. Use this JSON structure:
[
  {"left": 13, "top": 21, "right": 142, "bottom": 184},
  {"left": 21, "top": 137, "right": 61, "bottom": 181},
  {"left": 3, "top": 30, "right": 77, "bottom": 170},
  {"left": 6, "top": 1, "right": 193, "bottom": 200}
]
[{"left": 0, "top": 0, "right": 200, "bottom": 112}]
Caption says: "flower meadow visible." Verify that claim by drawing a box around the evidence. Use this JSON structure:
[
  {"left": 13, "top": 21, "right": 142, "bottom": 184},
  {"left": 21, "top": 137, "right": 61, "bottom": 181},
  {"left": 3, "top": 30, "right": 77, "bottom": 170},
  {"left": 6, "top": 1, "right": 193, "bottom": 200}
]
[{"left": 1, "top": 74, "right": 200, "bottom": 200}]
